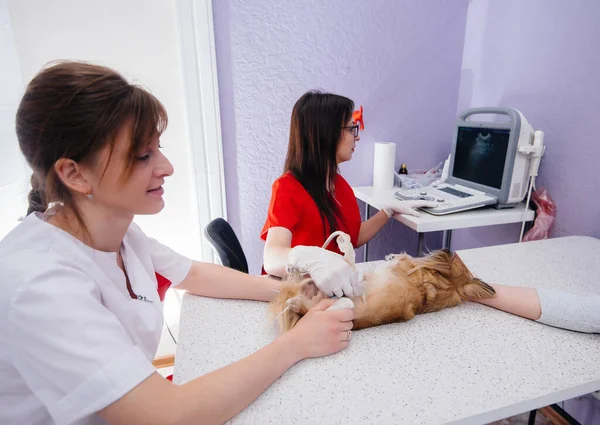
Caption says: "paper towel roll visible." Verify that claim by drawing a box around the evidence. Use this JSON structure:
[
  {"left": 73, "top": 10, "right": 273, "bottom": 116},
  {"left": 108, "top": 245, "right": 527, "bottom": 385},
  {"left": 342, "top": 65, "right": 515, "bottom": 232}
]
[{"left": 372, "top": 142, "right": 396, "bottom": 189}]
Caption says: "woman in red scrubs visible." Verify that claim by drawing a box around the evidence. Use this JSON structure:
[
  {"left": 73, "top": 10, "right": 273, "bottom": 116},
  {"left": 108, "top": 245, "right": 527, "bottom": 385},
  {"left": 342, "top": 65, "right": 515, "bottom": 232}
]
[{"left": 261, "top": 91, "right": 435, "bottom": 297}]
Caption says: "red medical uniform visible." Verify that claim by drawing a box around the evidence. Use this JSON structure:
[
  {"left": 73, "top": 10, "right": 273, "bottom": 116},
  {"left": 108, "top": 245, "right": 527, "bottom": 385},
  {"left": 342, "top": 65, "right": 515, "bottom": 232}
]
[{"left": 261, "top": 172, "right": 361, "bottom": 256}]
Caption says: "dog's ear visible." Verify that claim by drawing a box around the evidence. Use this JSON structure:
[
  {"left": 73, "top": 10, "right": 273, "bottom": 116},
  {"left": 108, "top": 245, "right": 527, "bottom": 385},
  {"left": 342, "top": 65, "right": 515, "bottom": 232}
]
[
  {"left": 459, "top": 278, "right": 496, "bottom": 299},
  {"left": 449, "top": 252, "right": 471, "bottom": 278}
]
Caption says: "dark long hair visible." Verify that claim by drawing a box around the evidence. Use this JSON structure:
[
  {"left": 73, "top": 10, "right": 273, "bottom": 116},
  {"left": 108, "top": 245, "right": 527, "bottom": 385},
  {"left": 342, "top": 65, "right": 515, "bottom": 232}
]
[
  {"left": 284, "top": 90, "right": 354, "bottom": 239},
  {"left": 16, "top": 61, "right": 167, "bottom": 224}
]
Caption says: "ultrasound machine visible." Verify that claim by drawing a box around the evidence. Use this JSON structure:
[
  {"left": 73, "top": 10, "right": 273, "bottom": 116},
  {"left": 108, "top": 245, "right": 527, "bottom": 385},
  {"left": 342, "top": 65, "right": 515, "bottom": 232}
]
[{"left": 396, "top": 108, "right": 546, "bottom": 216}]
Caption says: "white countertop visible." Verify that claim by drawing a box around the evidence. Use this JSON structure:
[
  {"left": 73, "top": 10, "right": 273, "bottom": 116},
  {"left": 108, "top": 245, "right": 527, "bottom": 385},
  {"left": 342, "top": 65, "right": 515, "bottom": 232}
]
[
  {"left": 174, "top": 236, "right": 600, "bottom": 425},
  {"left": 352, "top": 186, "right": 535, "bottom": 233}
]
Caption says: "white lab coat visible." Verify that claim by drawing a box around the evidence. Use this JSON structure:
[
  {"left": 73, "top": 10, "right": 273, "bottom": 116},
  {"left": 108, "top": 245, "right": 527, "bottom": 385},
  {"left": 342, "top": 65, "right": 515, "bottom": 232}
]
[{"left": 0, "top": 213, "right": 192, "bottom": 425}]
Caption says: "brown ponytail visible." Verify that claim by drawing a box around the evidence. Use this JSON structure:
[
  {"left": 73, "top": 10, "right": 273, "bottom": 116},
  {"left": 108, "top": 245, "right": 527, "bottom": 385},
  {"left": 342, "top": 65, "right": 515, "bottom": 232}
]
[{"left": 26, "top": 172, "right": 47, "bottom": 216}]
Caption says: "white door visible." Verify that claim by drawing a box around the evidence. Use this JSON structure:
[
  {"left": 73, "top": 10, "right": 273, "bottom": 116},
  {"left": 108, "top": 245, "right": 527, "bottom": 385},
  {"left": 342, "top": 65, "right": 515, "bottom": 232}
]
[
  {"left": 0, "top": 0, "right": 30, "bottom": 239},
  {"left": 2, "top": 0, "right": 225, "bottom": 360}
]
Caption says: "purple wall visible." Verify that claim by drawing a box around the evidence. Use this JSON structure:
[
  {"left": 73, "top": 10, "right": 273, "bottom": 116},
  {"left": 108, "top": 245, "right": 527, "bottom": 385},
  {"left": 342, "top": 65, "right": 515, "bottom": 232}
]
[
  {"left": 453, "top": 0, "right": 600, "bottom": 250},
  {"left": 213, "top": 0, "right": 469, "bottom": 273}
]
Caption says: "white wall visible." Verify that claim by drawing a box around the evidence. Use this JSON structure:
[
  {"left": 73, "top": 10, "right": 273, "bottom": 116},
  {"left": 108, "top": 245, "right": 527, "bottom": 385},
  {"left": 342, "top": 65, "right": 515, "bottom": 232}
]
[
  {"left": 0, "top": 0, "right": 29, "bottom": 238},
  {"left": 5, "top": 0, "right": 203, "bottom": 262}
]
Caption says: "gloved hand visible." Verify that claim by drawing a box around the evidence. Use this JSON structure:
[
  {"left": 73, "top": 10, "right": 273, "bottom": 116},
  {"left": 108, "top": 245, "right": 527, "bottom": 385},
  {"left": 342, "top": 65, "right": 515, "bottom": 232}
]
[
  {"left": 288, "top": 246, "right": 359, "bottom": 297},
  {"left": 381, "top": 199, "right": 438, "bottom": 218}
]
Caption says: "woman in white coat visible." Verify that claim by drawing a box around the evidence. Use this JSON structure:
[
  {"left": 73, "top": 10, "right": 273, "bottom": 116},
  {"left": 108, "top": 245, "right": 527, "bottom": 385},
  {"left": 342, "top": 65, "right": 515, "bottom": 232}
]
[{"left": 0, "top": 61, "right": 354, "bottom": 425}]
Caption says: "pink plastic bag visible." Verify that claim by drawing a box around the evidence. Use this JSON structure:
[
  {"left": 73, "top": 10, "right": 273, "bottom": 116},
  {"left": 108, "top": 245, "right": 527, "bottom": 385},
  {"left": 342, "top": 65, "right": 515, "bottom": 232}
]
[{"left": 523, "top": 187, "right": 557, "bottom": 242}]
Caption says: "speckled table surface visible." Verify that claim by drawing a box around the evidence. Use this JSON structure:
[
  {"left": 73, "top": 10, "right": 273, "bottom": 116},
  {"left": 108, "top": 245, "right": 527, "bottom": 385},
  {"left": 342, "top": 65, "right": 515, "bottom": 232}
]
[{"left": 174, "top": 236, "right": 600, "bottom": 425}]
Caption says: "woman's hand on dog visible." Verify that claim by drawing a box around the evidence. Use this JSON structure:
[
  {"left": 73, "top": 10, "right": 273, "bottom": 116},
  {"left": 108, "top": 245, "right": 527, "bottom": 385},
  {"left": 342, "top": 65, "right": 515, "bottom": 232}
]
[{"left": 287, "top": 298, "right": 354, "bottom": 360}]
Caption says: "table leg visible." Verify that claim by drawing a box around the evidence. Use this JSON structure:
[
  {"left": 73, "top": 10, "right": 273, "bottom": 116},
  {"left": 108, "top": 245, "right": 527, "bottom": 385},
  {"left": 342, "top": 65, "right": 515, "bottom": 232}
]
[
  {"left": 442, "top": 229, "right": 452, "bottom": 251},
  {"left": 364, "top": 203, "right": 371, "bottom": 262},
  {"left": 542, "top": 404, "right": 582, "bottom": 425},
  {"left": 417, "top": 232, "right": 425, "bottom": 257},
  {"left": 527, "top": 404, "right": 581, "bottom": 425}
]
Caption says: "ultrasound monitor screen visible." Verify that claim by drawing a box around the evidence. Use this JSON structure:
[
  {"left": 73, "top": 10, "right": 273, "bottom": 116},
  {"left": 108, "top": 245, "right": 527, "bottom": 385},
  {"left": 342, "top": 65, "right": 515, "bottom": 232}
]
[{"left": 453, "top": 127, "right": 510, "bottom": 189}]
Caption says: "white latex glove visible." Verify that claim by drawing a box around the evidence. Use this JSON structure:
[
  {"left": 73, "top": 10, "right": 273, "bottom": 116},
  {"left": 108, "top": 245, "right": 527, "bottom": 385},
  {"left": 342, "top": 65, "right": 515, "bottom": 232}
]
[
  {"left": 381, "top": 200, "right": 438, "bottom": 218},
  {"left": 288, "top": 246, "right": 359, "bottom": 297}
]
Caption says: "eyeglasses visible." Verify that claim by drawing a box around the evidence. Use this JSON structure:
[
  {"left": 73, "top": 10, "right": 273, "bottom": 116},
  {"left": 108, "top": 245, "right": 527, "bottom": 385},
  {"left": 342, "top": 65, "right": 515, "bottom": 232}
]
[{"left": 342, "top": 124, "right": 360, "bottom": 137}]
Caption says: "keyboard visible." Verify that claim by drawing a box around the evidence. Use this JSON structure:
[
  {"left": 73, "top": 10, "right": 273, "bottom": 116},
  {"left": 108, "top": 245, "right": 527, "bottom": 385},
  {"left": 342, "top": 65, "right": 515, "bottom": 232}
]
[
  {"left": 438, "top": 186, "right": 473, "bottom": 198},
  {"left": 394, "top": 184, "right": 498, "bottom": 215}
]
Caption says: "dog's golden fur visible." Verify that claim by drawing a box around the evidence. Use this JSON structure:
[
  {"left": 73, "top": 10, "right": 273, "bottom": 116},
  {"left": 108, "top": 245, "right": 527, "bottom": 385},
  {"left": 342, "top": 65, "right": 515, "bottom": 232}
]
[{"left": 270, "top": 249, "right": 496, "bottom": 332}]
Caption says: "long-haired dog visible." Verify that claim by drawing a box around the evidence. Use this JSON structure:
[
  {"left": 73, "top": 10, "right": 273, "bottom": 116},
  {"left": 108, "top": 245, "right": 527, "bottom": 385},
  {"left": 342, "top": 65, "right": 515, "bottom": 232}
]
[{"left": 270, "top": 249, "right": 496, "bottom": 332}]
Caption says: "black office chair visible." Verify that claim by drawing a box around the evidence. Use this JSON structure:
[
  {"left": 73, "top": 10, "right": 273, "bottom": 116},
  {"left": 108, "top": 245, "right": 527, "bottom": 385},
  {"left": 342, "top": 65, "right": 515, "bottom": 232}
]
[{"left": 204, "top": 218, "right": 249, "bottom": 274}]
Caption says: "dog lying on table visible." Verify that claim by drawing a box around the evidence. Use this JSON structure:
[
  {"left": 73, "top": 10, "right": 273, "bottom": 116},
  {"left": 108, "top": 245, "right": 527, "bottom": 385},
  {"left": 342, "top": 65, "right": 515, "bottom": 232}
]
[{"left": 270, "top": 232, "right": 496, "bottom": 332}]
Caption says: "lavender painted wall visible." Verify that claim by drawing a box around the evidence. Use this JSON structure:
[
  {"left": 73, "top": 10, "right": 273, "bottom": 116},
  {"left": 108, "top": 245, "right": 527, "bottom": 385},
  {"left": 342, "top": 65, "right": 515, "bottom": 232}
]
[
  {"left": 453, "top": 0, "right": 600, "bottom": 250},
  {"left": 213, "top": 0, "right": 469, "bottom": 273}
]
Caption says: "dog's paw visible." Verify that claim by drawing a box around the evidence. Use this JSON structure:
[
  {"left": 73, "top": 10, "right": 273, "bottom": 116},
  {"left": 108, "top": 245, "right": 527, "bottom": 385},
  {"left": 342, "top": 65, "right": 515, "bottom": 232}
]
[
  {"left": 285, "top": 296, "right": 304, "bottom": 313},
  {"left": 326, "top": 297, "right": 355, "bottom": 311}
]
